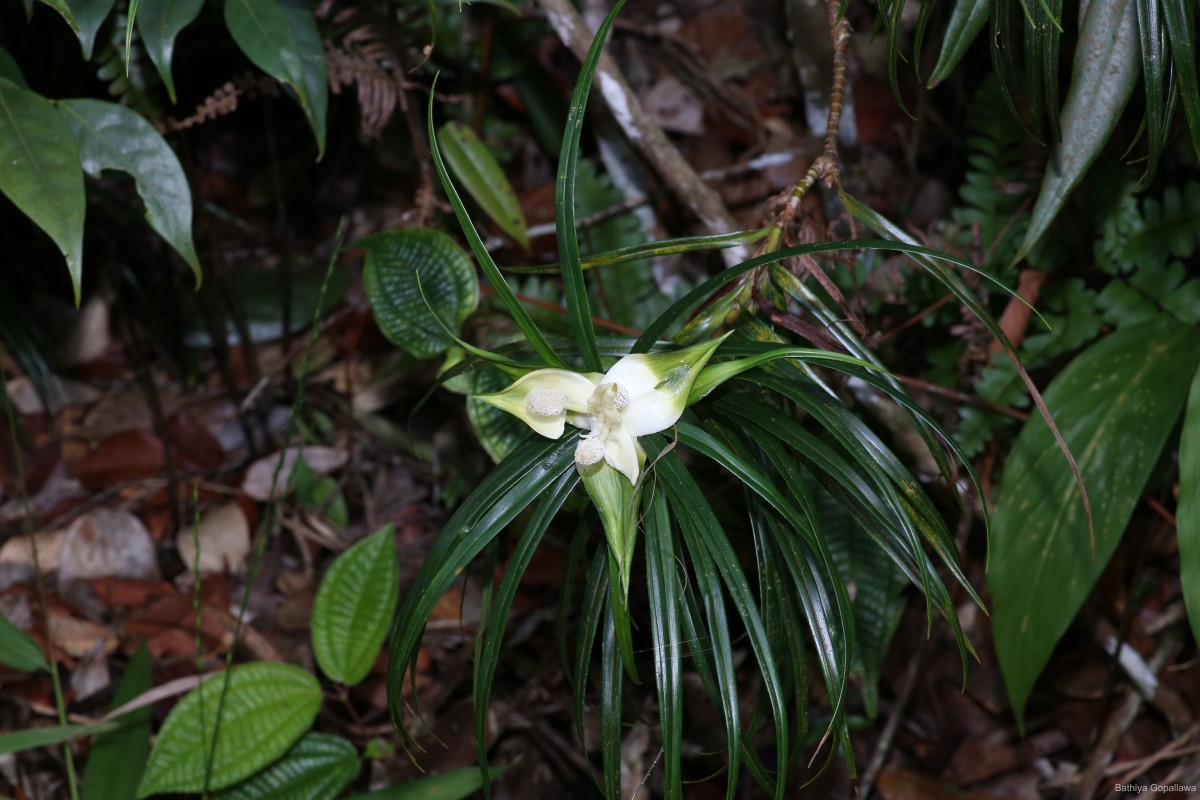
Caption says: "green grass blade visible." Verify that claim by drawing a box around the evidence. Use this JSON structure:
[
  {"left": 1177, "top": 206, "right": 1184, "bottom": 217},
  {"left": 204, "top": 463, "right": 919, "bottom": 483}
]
[
  {"left": 1161, "top": 0, "right": 1200, "bottom": 158},
  {"left": 474, "top": 469, "right": 578, "bottom": 798},
  {"left": 425, "top": 76, "right": 565, "bottom": 369},
  {"left": 386, "top": 435, "right": 576, "bottom": 742},
  {"left": 82, "top": 646, "right": 153, "bottom": 800},
  {"left": 928, "top": 0, "right": 991, "bottom": 87},
  {"left": 600, "top": 606, "right": 624, "bottom": 800},
  {"left": 554, "top": 0, "right": 629, "bottom": 372},
  {"left": 504, "top": 229, "right": 767, "bottom": 274},
  {"left": 573, "top": 547, "right": 609, "bottom": 774},
  {"left": 644, "top": 491, "right": 683, "bottom": 798}
]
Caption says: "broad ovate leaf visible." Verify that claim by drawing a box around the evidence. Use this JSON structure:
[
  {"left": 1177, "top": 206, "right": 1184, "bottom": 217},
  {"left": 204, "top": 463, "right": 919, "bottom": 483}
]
[
  {"left": 0, "top": 83, "right": 86, "bottom": 304},
  {"left": 64, "top": 0, "right": 117, "bottom": 59},
  {"left": 215, "top": 733, "right": 360, "bottom": 800},
  {"left": 224, "top": 0, "right": 325, "bottom": 158},
  {"left": 1179, "top": 364, "right": 1200, "bottom": 648},
  {"left": 361, "top": 227, "right": 479, "bottom": 358},
  {"left": 990, "top": 320, "right": 1200, "bottom": 727},
  {"left": 1016, "top": 0, "right": 1139, "bottom": 260},
  {"left": 438, "top": 121, "right": 529, "bottom": 251},
  {"left": 59, "top": 98, "right": 201, "bottom": 284},
  {"left": 136, "top": 0, "right": 205, "bottom": 103},
  {"left": 136, "top": 662, "right": 322, "bottom": 797},
  {"left": 311, "top": 524, "right": 399, "bottom": 686}
]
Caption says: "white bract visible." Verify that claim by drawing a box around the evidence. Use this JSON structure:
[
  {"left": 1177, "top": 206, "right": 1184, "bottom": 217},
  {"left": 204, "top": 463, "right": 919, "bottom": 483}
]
[{"left": 479, "top": 338, "right": 725, "bottom": 485}]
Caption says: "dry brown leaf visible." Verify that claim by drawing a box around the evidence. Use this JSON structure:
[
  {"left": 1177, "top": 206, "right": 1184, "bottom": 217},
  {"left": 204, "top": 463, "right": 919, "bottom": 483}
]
[
  {"left": 176, "top": 502, "right": 251, "bottom": 576},
  {"left": 241, "top": 446, "right": 349, "bottom": 501}
]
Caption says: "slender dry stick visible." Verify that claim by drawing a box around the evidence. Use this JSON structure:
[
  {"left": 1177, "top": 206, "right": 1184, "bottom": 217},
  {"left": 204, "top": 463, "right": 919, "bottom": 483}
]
[{"left": 0, "top": 360, "right": 81, "bottom": 800}]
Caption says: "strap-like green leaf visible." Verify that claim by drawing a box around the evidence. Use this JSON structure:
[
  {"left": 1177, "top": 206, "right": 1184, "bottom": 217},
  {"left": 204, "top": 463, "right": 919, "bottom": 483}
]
[
  {"left": 311, "top": 524, "right": 399, "bottom": 686},
  {"left": 215, "top": 733, "right": 360, "bottom": 800},
  {"left": 425, "top": 77, "right": 565, "bottom": 368},
  {"left": 473, "top": 470, "right": 577, "bottom": 798},
  {"left": 1161, "top": 0, "right": 1200, "bottom": 159},
  {"left": 136, "top": 0, "right": 204, "bottom": 103},
  {"left": 59, "top": 98, "right": 201, "bottom": 284},
  {"left": 1016, "top": 0, "right": 1139, "bottom": 260},
  {"left": 599, "top": 606, "right": 623, "bottom": 800},
  {"left": 82, "top": 646, "right": 153, "bottom": 800},
  {"left": 0, "top": 83, "right": 86, "bottom": 304},
  {"left": 1134, "top": 0, "right": 1173, "bottom": 190},
  {"left": 554, "top": 0, "right": 628, "bottom": 372},
  {"left": 0, "top": 610, "right": 47, "bottom": 672},
  {"left": 136, "top": 662, "right": 323, "bottom": 796},
  {"left": 1178, "top": 364, "right": 1200, "bottom": 650},
  {"left": 644, "top": 491, "right": 682, "bottom": 798},
  {"left": 990, "top": 320, "right": 1200, "bottom": 729},
  {"left": 386, "top": 435, "right": 576, "bottom": 742},
  {"left": 438, "top": 121, "right": 530, "bottom": 251}
]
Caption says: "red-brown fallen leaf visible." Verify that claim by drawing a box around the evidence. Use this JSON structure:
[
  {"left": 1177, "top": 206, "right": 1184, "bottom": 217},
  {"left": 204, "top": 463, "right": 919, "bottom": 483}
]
[
  {"left": 47, "top": 611, "right": 118, "bottom": 658},
  {"left": 946, "top": 728, "right": 1069, "bottom": 785},
  {"left": 145, "top": 626, "right": 213, "bottom": 660},
  {"left": 88, "top": 577, "right": 175, "bottom": 608},
  {"left": 71, "top": 430, "right": 165, "bottom": 489},
  {"left": 166, "top": 413, "right": 224, "bottom": 471}
]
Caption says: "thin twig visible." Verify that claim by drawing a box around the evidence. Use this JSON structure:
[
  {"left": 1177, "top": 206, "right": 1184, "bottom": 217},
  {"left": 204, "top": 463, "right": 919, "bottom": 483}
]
[{"left": 860, "top": 643, "right": 925, "bottom": 800}]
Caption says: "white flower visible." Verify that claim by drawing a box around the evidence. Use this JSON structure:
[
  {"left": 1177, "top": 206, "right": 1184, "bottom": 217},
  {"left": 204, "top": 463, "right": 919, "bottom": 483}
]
[{"left": 478, "top": 337, "right": 726, "bottom": 484}]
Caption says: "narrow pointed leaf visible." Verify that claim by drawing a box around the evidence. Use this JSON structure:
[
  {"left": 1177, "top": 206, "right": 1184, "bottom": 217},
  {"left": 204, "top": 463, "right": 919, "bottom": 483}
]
[
  {"left": 1179, "top": 364, "right": 1200, "bottom": 649},
  {"left": 60, "top": 98, "right": 201, "bottom": 283},
  {"left": 136, "top": 662, "right": 323, "bottom": 796},
  {"left": 0, "top": 611, "right": 47, "bottom": 672},
  {"left": 0, "top": 84, "right": 85, "bottom": 304},
  {"left": 990, "top": 320, "right": 1200, "bottom": 728},
  {"left": 1161, "top": 0, "right": 1200, "bottom": 158},
  {"left": 82, "top": 646, "right": 153, "bottom": 800},
  {"left": 278, "top": 0, "right": 327, "bottom": 159},
  {"left": 438, "top": 121, "right": 529, "bottom": 251},
  {"left": 312, "top": 524, "right": 399, "bottom": 686},
  {"left": 600, "top": 607, "right": 623, "bottom": 800},
  {"left": 644, "top": 491, "right": 683, "bottom": 798},
  {"left": 1016, "top": 0, "right": 1139, "bottom": 259},
  {"left": 64, "top": 0, "right": 116, "bottom": 59},
  {"left": 1134, "top": 0, "right": 1171, "bottom": 189},
  {"left": 136, "top": 0, "right": 205, "bottom": 103},
  {"left": 426, "top": 78, "right": 565, "bottom": 368}
]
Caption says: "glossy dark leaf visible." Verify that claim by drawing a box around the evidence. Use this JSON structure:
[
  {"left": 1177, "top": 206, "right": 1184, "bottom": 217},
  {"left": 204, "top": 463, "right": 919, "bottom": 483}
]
[
  {"left": 137, "top": 0, "right": 205, "bottom": 103},
  {"left": 0, "top": 84, "right": 85, "bottom": 304},
  {"left": 929, "top": 0, "right": 990, "bottom": 86},
  {"left": 438, "top": 121, "right": 529, "bottom": 251},
  {"left": 0, "top": 611, "right": 47, "bottom": 672},
  {"left": 60, "top": 98, "right": 201, "bottom": 283},
  {"left": 64, "top": 0, "right": 116, "bottom": 59}
]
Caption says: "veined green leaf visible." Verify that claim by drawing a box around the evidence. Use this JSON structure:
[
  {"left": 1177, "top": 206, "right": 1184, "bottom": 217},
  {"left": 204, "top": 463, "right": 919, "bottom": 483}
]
[
  {"left": 361, "top": 227, "right": 479, "bottom": 359},
  {"left": 136, "top": 662, "right": 322, "bottom": 796},
  {"left": 1016, "top": 0, "right": 1139, "bottom": 260},
  {"left": 0, "top": 83, "right": 86, "bottom": 304},
  {"left": 438, "top": 121, "right": 529, "bottom": 251},
  {"left": 1175, "top": 363, "right": 1200, "bottom": 648},
  {"left": 82, "top": 647, "right": 153, "bottom": 800},
  {"left": 59, "top": 98, "right": 201, "bottom": 284},
  {"left": 64, "top": 0, "right": 117, "bottom": 59},
  {"left": 311, "top": 524, "right": 399, "bottom": 686},
  {"left": 990, "top": 320, "right": 1200, "bottom": 728},
  {"left": 929, "top": 0, "right": 991, "bottom": 86},
  {"left": 0, "top": 611, "right": 47, "bottom": 672},
  {"left": 136, "top": 0, "right": 205, "bottom": 103},
  {"left": 215, "top": 733, "right": 360, "bottom": 800}
]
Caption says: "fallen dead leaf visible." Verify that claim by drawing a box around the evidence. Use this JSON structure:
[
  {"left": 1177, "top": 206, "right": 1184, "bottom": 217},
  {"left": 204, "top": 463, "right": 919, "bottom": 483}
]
[
  {"left": 71, "top": 430, "right": 166, "bottom": 489},
  {"left": 176, "top": 502, "right": 251, "bottom": 576},
  {"left": 5, "top": 375, "right": 101, "bottom": 416},
  {"left": 242, "top": 446, "right": 349, "bottom": 501},
  {"left": 57, "top": 509, "right": 161, "bottom": 590},
  {"left": 0, "top": 529, "right": 66, "bottom": 572},
  {"left": 47, "top": 612, "right": 118, "bottom": 658}
]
